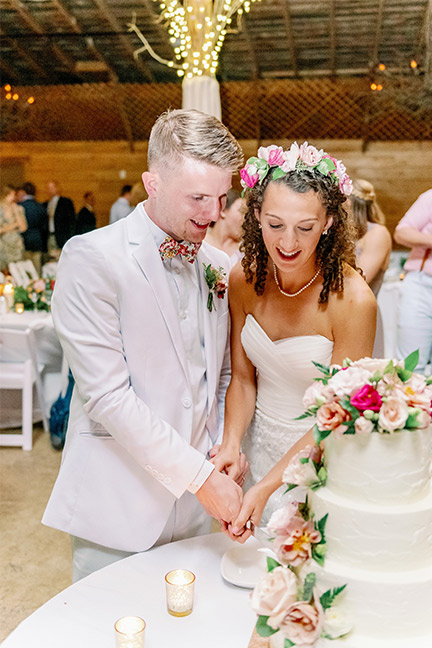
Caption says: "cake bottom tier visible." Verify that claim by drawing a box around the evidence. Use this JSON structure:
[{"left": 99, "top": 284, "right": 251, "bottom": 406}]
[{"left": 308, "top": 559, "right": 432, "bottom": 639}]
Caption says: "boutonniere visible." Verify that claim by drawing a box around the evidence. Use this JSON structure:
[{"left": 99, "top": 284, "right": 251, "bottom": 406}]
[{"left": 203, "top": 263, "right": 228, "bottom": 312}]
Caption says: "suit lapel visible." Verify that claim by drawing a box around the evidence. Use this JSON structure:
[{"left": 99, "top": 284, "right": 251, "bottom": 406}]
[{"left": 126, "top": 208, "right": 189, "bottom": 384}]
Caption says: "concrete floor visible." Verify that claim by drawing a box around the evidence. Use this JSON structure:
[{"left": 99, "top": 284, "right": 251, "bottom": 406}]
[{"left": 0, "top": 425, "right": 71, "bottom": 643}]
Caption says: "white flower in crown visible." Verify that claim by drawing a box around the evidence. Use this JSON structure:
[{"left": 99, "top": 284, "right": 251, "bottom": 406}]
[
  {"left": 257, "top": 145, "right": 285, "bottom": 167},
  {"left": 281, "top": 142, "right": 301, "bottom": 171},
  {"left": 300, "top": 141, "right": 324, "bottom": 166}
]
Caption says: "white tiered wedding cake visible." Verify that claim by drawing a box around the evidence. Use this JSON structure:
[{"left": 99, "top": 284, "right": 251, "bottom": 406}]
[
  {"left": 250, "top": 355, "right": 432, "bottom": 647},
  {"left": 310, "top": 427, "right": 432, "bottom": 647}
]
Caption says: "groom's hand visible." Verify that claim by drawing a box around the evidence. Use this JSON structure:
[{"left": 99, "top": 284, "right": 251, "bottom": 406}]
[
  {"left": 195, "top": 469, "right": 243, "bottom": 524},
  {"left": 209, "top": 444, "right": 249, "bottom": 487}
]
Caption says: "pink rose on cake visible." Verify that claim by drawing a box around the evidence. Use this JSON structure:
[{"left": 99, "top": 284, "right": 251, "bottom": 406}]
[
  {"left": 267, "top": 502, "right": 300, "bottom": 536},
  {"left": 350, "top": 385, "right": 382, "bottom": 412},
  {"left": 251, "top": 566, "right": 297, "bottom": 625},
  {"left": 277, "top": 597, "right": 324, "bottom": 644},
  {"left": 326, "top": 366, "right": 370, "bottom": 397},
  {"left": 354, "top": 416, "right": 374, "bottom": 435},
  {"left": 316, "top": 402, "right": 351, "bottom": 434},
  {"left": 378, "top": 397, "right": 409, "bottom": 432},
  {"left": 274, "top": 518, "right": 322, "bottom": 568}
]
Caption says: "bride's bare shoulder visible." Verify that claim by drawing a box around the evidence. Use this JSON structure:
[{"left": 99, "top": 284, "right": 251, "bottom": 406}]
[{"left": 332, "top": 264, "right": 377, "bottom": 316}]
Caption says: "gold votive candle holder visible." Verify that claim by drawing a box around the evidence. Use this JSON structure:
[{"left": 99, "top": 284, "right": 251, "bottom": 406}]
[
  {"left": 165, "top": 569, "right": 195, "bottom": 617},
  {"left": 114, "top": 616, "right": 146, "bottom": 648},
  {"left": 15, "top": 302, "right": 24, "bottom": 314}
]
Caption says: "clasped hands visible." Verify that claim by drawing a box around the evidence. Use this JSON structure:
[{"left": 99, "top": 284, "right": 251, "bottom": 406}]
[{"left": 195, "top": 444, "right": 264, "bottom": 544}]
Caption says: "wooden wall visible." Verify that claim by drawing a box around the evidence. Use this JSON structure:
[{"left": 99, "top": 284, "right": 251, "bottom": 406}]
[{"left": 1, "top": 140, "right": 431, "bottom": 236}]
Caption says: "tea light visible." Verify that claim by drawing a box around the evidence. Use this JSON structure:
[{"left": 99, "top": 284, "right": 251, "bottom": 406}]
[
  {"left": 114, "top": 616, "right": 146, "bottom": 648},
  {"left": 3, "top": 281, "right": 14, "bottom": 310},
  {"left": 165, "top": 569, "right": 195, "bottom": 617},
  {"left": 15, "top": 302, "right": 24, "bottom": 314}
]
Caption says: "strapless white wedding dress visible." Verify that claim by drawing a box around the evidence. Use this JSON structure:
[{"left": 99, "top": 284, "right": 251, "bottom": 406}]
[{"left": 241, "top": 314, "right": 334, "bottom": 524}]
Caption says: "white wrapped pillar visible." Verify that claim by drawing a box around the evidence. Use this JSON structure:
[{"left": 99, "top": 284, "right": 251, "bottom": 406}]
[{"left": 182, "top": 75, "right": 221, "bottom": 120}]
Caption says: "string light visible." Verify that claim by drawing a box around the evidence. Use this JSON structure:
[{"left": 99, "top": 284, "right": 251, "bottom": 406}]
[{"left": 128, "top": 0, "right": 261, "bottom": 79}]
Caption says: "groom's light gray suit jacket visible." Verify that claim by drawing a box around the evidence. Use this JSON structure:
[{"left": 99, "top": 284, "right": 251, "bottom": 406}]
[{"left": 42, "top": 203, "right": 231, "bottom": 551}]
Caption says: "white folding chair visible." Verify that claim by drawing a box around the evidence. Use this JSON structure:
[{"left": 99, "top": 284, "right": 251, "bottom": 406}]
[
  {"left": 22, "top": 259, "right": 39, "bottom": 280},
  {"left": 8, "top": 261, "right": 30, "bottom": 287},
  {"left": 0, "top": 327, "right": 48, "bottom": 450}
]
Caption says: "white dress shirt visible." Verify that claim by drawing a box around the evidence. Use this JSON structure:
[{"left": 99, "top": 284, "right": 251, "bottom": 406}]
[{"left": 145, "top": 211, "right": 215, "bottom": 492}]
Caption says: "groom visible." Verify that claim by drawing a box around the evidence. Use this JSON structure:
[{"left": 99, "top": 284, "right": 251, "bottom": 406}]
[{"left": 42, "top": 109, "right": 246, "bottom": 580}]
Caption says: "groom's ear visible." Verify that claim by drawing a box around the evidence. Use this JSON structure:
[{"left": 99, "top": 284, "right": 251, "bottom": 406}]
[{"left": 142, "top": 170, "right": 159, "bottom": 198}]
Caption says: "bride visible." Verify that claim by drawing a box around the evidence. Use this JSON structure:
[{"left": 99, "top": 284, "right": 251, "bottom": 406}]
[{"left": 212, "top": 142, "right": 377, "bottom": 539}]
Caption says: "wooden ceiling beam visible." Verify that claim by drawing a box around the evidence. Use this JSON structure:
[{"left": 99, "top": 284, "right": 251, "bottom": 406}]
[
  {"left": 0, "top": 29, "right": 51, "bottom": 81},
  {"left": 8, "top": 0, "right": 82, "bottom": 80},
  {"left": 371, "top": 0, "right": 386, "bottom": 69},
  {"left": 281, "top": 0, "right": 299, "bottom": 77},
  {"left": 92, "top": 0, "right": 155, "bottom": 82},
  {"left": 50, "top": 0, "right": 119, "bottom": 81},
  {"left": 329, "top": 0, "right": 336, "bottom": 76}
]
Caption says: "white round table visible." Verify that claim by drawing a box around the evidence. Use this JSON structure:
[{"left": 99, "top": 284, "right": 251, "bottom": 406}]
[{"left": 2, "top": 533, "right": 259, "bottom": 648}]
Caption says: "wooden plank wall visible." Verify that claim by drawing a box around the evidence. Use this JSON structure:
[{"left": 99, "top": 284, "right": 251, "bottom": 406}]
[{"left": 1, "top": 140, "right": 431, "bottom": 238}]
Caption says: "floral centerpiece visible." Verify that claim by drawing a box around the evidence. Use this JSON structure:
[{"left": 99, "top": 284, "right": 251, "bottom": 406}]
[{"left": 13, "top": 277, "right": 55, "bottom": 311}]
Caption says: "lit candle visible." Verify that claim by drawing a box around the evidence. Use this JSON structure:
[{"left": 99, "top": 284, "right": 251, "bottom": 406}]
[
  {"left": 165, "top": 569, "right": 195, "bottom": 617},
  {"left": 3, "top": 281, "right": 14, "bottom": 310},
  {"left": 15, "top": 302, "right": 24, "bottom": 314},
  {"left": 114, "top": 616, "right": 146, "bottom": 648}
]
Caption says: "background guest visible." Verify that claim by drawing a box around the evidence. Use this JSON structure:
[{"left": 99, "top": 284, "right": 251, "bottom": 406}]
[
  {"left": 350, "top": 179, "right": 392, "bottom": 357},
  {"left": 44, "top": 180, "right": 76, "bottom": 260},
  {"left": 0, "top": 185, "right": 27, "bottom": 272},
  {"left": 109, "top": 184, "right": 133, "bottom": 224},
  {"left": 18, "top": 181, "right": 48, "bottom": 276},
  {"left": 76, "top": 191, "right": 97, "bottom": 235},
  {"left": 394, "top": 189, "right": 432, "bottom": 373},
  {"left": 205, "top": 189, "right": 245, "bottom": 266},
  {"left": 350, "top": 179, "right": 392, "bottom": 293}
]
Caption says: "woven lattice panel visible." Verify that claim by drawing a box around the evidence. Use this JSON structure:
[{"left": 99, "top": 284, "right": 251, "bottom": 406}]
[{"left": 1, "top": 78, "right": 430, "bottom": 142}]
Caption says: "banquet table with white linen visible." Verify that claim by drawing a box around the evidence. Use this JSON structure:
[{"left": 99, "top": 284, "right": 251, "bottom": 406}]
[
  {"left": 2, "top": 533, "right": 259, "bottom": 648},
  {"left": 0, "top": 310, "right": 64, "bottom": 428}
]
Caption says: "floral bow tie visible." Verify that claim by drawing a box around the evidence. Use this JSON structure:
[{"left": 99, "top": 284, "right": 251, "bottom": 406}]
[{"left": 159, "top": 236, "right": 201, "bottom": 264}]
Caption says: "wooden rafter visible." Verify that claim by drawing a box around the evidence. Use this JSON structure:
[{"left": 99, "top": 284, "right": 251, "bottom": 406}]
[
  {"left": 92, "top": 0, "right": 155, "bottom": 82},
  {"left": 329, "top": 0, "right": 336, "bottom": 76},
  {"left": 0, "top": 30, "right": 50, "bottom": 81},
  {"left": 281, "top": 0, "right": 299, "bottom": 77},
  {"left": 371, "top": 0, "right": 386, "bottom": 69},
  {"left": 50, "top": 0, "right": 118, "bottom": 82},
  {"left": 8, "top": 0, "right": 82, "bottom": 79}
]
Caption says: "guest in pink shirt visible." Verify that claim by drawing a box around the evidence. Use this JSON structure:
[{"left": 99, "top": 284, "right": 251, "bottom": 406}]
[{"left": 394, "top": 189, "right": 432, "bottom": 373}]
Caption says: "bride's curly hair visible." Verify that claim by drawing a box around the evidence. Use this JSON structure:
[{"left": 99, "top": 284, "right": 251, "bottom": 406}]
[{"left": 240, "top": 169, "right": 359, "bottom": 303}]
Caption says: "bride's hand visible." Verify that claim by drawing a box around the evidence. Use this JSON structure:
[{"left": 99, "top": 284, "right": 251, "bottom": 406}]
[
  {"left": 210, "top": 443, "right": 249, "bottom": 487},
  {"left": 222, "top": 484, "right": 268, "bottom": 544}
]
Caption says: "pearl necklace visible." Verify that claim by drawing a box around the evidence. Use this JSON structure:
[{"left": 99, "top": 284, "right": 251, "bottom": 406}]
[{"left": 273, "top": 263, "right": 321, "bottom": 297}]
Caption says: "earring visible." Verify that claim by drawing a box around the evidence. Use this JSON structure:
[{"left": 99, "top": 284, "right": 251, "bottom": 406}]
[
  {"left": 258, "top": 223, "right": 262, "bottom": 229},
  {"left": 322, "top": 229, "right": 329, "bottom": 236}
]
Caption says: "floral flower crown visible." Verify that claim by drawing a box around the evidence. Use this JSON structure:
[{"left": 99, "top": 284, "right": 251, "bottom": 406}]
[{"left": 240, "top": 142, "right": 353, "bottom": 197}]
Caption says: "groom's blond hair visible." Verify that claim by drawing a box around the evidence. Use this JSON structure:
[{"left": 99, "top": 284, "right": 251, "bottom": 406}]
[{"left": 148, "top": 109, "right": 243, "bottom": 173}]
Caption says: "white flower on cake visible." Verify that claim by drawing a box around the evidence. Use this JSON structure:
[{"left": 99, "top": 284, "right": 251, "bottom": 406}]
[{"left": 322, "top": 605, "right": 353, "bottom": 640}]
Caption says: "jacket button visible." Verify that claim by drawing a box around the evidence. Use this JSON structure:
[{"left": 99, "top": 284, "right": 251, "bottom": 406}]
[{"left": 182, "top": 397, "right": 192, "bottom": 408}]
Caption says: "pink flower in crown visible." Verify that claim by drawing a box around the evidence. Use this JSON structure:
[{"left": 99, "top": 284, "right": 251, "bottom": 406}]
[
  {"left": 299, "top": 142, "right": 324, "bottom": 167},
  {"left": 340, "top": 174, "right": 353, "bottom": 196},
  {"left": 323, "top": 153, "right": 338, "bottom": 167},
  {"left": 351, "top": 385, "right": 382, "bottom": 412},
  {"left": 281, "top": 142, "right": 301, "bottom": 172},
  {"left": 274, "top": 518, "right": 322, "bottom": 567},
  {"left": 334, "top": 159, "right": 347, "bottom": 182},
  {"left": 240, "top": 164, "right": 259, "bottom": 189},
  {"left": 258, "top": 145, "right": 285, "bottom": 167}
]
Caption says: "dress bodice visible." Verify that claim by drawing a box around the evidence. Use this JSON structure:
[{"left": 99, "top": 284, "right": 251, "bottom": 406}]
[{"left": 241, "top": 314, "right": 334, "bottom": 424}]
